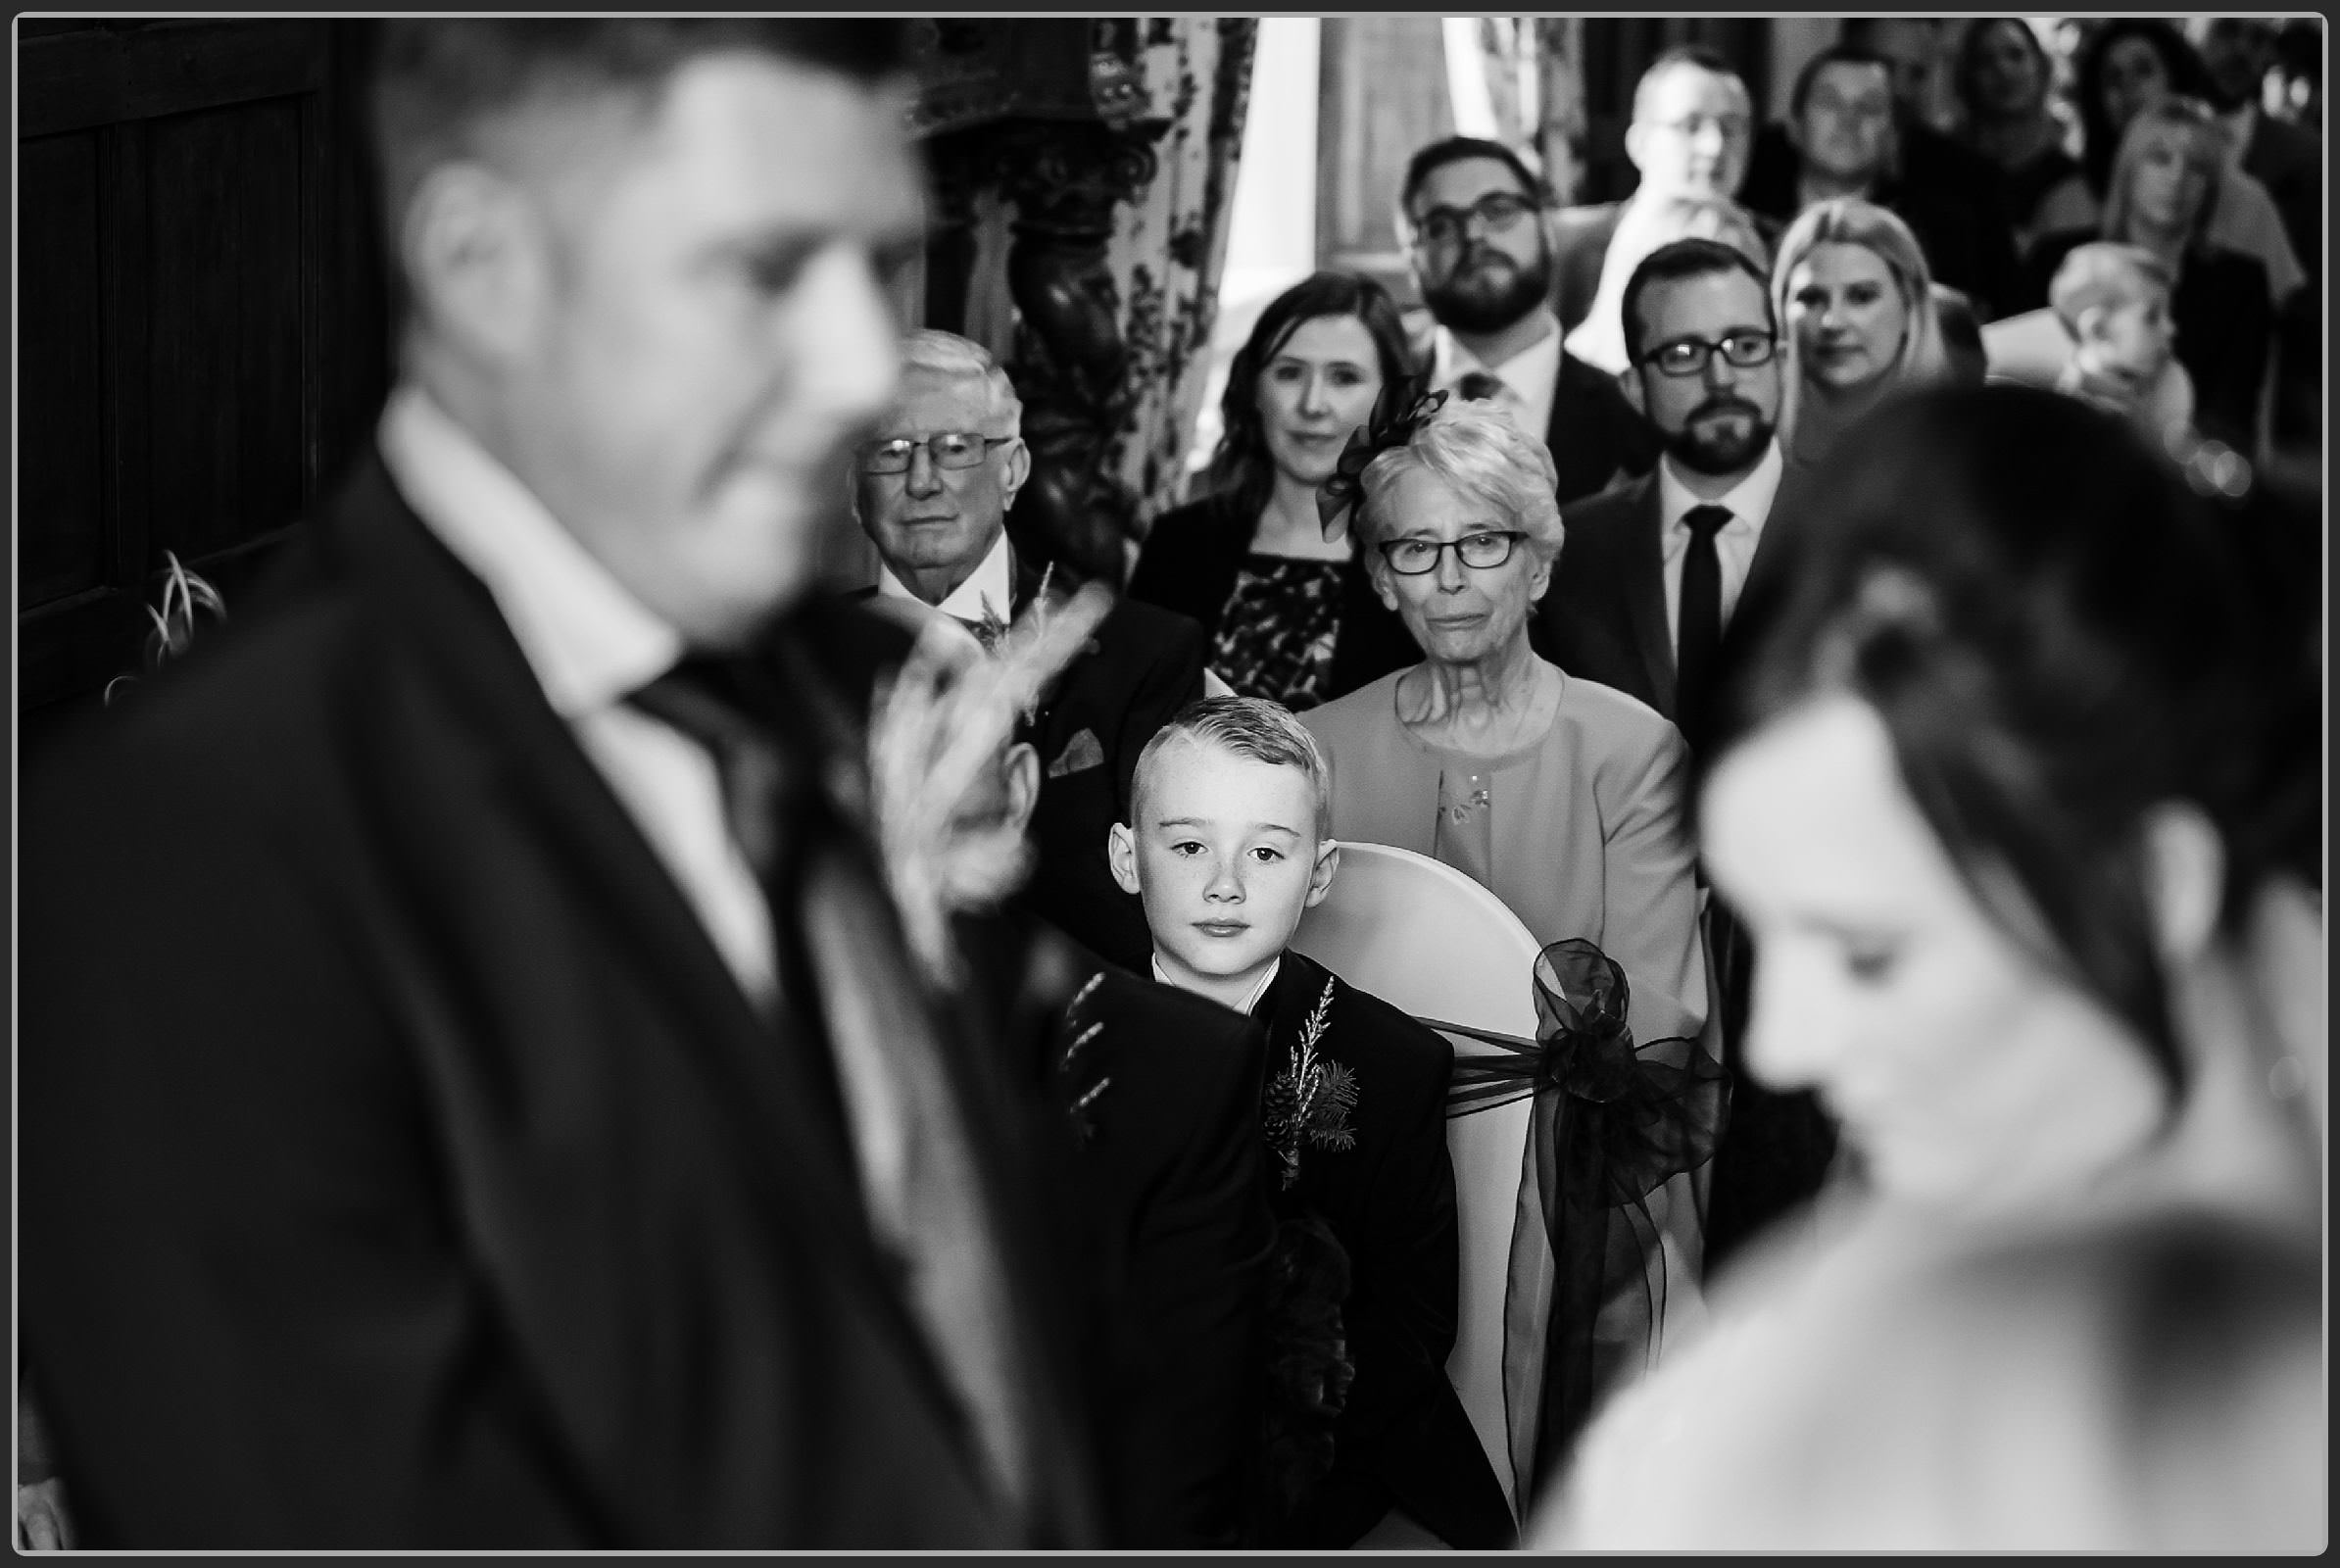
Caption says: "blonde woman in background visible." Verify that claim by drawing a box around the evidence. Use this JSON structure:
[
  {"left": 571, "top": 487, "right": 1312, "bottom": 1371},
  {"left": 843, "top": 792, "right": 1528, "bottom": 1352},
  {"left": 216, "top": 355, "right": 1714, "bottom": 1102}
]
[{"left": 1770, "top": 198, "right": 1949, "bottom": 476}]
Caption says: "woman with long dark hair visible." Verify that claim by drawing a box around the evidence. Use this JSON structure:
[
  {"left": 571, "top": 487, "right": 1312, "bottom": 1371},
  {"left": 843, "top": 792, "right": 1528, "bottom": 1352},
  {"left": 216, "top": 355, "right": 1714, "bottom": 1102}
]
[
  {"left": 1128, "top": 271, "right": 1424, "bottom": 711},
  {"left": 1534, "top": 384, "right": 2322, "bottom": 1549}
]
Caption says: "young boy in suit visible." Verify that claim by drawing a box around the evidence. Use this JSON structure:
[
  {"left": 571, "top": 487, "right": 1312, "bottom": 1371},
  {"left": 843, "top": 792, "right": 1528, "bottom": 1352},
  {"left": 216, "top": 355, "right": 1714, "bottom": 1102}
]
[{"left": 1108, "top": 697, "right": 1515, "bottom": 1549}]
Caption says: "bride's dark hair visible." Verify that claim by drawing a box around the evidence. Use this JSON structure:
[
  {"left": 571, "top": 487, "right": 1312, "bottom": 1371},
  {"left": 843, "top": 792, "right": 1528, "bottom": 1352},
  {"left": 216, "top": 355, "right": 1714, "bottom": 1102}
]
[{"left": 1701, "top": 385, "right": 2317, "bottom": 1097}]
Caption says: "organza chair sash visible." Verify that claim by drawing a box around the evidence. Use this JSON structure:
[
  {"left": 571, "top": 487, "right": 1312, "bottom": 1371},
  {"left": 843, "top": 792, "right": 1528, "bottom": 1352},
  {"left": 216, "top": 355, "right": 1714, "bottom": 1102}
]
[{"left": 1428, "top": 938, "right": 1731, "bottom": 1511}]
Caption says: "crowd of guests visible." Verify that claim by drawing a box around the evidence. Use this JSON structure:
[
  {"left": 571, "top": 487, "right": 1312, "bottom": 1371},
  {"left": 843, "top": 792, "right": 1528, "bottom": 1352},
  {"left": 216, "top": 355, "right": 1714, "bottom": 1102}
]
[{"left": 17, "top": 16, "right": 2322, "bottom": 1555}]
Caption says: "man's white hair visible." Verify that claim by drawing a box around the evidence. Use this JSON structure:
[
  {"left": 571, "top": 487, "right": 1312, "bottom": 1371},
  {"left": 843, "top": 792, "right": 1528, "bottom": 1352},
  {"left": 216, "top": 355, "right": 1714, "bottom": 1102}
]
[{"left": 899, "top": 328, "right": 1023, "bottom": 436}]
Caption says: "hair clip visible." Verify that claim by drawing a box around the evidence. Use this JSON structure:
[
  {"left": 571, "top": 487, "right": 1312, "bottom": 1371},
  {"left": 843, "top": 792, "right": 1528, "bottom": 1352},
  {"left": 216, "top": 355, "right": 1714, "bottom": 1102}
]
[{"left": 1315, "top": 384, "right": 1449, "bottom": 541}]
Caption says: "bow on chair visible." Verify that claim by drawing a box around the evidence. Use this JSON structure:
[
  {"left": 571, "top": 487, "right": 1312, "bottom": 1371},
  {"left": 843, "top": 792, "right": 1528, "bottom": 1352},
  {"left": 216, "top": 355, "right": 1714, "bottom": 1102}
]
[
  {"left": 1313, "top": 382, "right": 1446, "bottom": 543},
  {"left": 1429, "top": 939, "right": 1730, "bottom": 1513}
]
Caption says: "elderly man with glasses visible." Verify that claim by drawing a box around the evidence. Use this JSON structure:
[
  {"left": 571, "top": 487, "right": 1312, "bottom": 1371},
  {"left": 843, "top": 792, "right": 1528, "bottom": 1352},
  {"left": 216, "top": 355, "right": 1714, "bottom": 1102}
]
[
  {"left": 848, "top": 329, "right": 1209, "bottom": 969},
  {"left": 1397, "top": 135, "right": 1660, "bottom": 504}
]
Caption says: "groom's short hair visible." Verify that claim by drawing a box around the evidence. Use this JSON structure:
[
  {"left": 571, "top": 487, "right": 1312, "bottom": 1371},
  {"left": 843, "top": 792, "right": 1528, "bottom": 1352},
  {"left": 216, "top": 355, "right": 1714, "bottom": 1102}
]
[{"left": 364, "top": 19, "right": 911, "bottom": 315}]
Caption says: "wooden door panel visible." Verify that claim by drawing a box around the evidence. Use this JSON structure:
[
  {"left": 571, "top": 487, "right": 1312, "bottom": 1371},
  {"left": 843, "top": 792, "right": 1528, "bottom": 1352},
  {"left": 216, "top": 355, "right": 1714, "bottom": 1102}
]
[
  {"left": 17, "top": 19, "right": 385, "bottom": 728},
  {"left": 18, "top": 132, "right": 109, "bottom": 612},
  {"left": 147, "top": 99, "right": 309, "bottom": 563}
]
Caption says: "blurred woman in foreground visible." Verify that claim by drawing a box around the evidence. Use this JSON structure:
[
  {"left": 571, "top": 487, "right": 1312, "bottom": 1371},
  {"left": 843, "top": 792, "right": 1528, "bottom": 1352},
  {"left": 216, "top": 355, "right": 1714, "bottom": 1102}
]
[{"left": 1535, "top": 386, "right": 2322, "bottom": 1550}]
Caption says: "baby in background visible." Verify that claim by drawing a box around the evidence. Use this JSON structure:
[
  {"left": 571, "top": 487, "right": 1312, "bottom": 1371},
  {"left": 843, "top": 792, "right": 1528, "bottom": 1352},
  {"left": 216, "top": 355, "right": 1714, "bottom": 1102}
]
[{"left": 2047, "top": 242, "right": 2195, "bottom": 446}]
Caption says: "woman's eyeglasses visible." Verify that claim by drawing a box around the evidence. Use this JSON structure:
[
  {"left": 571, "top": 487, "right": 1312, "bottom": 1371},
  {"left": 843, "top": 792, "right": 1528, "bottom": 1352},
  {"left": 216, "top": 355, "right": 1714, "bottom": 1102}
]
[
  {"left": 1378, "top": 530, "right": 1528, "bottom": 575},
  {"left": 855, "top": 432, "right": 1014, "bottom": 474},
  {"left": 1409, "top": 191, "right": 1539, "bottom": 250},
  {"left": 1635, "top": 331, "right": 1779, "bottom": 378}
]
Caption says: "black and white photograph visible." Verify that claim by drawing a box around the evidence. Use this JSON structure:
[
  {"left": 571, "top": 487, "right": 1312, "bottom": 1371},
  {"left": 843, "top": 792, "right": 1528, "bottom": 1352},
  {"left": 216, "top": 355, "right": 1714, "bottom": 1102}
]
[{"left": 14, "top": 14, "right": 2325, "bottom": 1552}]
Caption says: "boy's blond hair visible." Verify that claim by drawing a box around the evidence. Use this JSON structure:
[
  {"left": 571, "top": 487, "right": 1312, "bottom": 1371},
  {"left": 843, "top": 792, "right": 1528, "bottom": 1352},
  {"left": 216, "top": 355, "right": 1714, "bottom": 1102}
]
[
  {"left": 1130, "top": 696, "right": 1334, "bottom": 844},
  {"left": 2049, "top": 243, "right": 2172, "bottom": 339}
]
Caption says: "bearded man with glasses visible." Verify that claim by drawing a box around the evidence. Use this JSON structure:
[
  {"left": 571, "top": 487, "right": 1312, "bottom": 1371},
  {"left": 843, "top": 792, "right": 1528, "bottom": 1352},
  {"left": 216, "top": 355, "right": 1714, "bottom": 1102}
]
[
  {"left": 846, "top": 329, "right": 1208, "bottom": 969},
  {"left": 1397, "top": 136, "right": 1660, "bottom": 504}
]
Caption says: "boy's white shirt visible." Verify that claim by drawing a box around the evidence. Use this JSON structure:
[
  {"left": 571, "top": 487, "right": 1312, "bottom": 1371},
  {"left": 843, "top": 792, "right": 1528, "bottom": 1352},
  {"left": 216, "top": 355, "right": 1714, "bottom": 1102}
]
[{"left": 1151, "top": 954, "right": 1283, "bottom": 1017}]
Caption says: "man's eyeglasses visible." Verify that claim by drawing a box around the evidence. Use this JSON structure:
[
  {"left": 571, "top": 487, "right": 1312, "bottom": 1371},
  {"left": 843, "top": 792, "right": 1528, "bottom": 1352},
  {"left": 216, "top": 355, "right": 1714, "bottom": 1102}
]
[
  {"left": 855, "top": 432, "right": 1014, "bottom": 474},
  {"left": 1408, "top": 191, "right": 1539, "bottom": 250},
  {"left": 1378, "top": 530, "right": 1528, "bottom": 575},
  {"left": 1634, "top": 330, "right": 1778, "bottom": 378}
]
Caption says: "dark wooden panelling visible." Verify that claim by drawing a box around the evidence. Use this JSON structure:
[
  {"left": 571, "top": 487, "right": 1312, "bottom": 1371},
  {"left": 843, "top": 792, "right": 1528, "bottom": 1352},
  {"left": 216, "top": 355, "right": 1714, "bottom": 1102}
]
[
  {"left": 146, "top": 100, "right": 309, "bottom": 563},
  {"left": 18, "top": 134, "right": 109, "bottom": 612},
  {"left": 18, "top": 20, "right": 326, "bottom": 138},
  {"left": 18, "top": 20, "right": 391, "bottom": 728}
]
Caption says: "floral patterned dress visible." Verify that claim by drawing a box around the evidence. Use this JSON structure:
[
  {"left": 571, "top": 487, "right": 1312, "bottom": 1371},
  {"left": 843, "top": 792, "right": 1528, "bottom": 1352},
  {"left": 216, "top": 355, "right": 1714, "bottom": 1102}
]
[{"left": 1207, "top": 555, "right": 1346, "bottom": 711}]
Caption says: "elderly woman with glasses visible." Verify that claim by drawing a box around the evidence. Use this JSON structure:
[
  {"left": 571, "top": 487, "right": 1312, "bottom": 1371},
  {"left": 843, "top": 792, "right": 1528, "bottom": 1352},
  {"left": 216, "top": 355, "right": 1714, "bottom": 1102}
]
[{"left": 1299, "top": 400, "right": 1711, "bottom": 1042}]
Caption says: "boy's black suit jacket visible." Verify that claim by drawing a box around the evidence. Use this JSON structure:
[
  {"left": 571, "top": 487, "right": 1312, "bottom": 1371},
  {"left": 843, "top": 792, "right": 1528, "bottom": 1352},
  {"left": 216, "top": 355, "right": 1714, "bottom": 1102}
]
[
  {"left": 19, "top": 452, "right": 1104, "bottom": 1549},
  {"left": 1254, "top": 953, "right": 1515, "bottom": 1550}
]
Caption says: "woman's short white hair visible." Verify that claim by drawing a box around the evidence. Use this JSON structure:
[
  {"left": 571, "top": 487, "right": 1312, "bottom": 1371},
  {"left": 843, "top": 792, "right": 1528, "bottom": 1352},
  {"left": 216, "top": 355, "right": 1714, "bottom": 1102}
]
[
  {"left": 899, "top": 328, "right": 1023, "bottom": 435},
  {"left": 1354, "top": 401, "right": 1565, "bottom": 566}
]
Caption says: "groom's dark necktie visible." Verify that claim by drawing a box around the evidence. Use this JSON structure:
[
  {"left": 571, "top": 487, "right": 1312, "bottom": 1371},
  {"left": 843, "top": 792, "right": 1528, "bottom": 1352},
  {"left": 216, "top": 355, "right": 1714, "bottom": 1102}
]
[
  {"left": 1676, "top": 505, "right": 1732, "bottom": 736},
  {"left": 625, "top": 656, "right": 1035, "bottom": 1515}
]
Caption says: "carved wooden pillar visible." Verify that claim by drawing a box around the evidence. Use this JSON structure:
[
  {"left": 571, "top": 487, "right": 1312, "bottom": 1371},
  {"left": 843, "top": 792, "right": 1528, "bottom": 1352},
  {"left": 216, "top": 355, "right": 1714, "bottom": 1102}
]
[
  {"left": 920, "top": 128, "right": 986, "bottom": 337},
  {"left": 991, "top": 119, "right": 1159, "bottom": 586}
]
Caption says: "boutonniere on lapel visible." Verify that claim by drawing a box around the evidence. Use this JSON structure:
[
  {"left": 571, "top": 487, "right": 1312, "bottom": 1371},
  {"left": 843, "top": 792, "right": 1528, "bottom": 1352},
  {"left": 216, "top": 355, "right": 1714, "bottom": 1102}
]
[
  {"left": 1056, "top": 970, "right": 1113, "bottom": 1148},
  {"left": 1262, "top": 979, "right": 1359, "bottom": 1190},
  {"left": 867, "top": 579, "right": 1114, "bottom": 989}
]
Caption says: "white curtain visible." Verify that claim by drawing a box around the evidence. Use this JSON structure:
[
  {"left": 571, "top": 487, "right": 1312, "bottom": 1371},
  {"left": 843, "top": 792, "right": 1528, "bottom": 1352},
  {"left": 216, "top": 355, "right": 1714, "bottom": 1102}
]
[{"left": 1104, "top": 18, "right": 1260, "bottom": 534}]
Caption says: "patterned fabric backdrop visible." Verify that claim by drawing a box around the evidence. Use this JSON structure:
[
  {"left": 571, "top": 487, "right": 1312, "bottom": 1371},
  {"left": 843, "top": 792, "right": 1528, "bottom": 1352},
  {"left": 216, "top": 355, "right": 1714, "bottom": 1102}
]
[{"left": 1103, "top": 17, "right": 1258, "bottom": 543}]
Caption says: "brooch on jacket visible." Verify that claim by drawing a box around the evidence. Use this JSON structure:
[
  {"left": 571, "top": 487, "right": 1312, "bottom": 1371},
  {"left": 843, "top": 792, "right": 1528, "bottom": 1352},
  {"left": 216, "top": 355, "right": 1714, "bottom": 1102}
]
[{"left": 1262, "top": 979, "right": 1358, "bottom": 1190}]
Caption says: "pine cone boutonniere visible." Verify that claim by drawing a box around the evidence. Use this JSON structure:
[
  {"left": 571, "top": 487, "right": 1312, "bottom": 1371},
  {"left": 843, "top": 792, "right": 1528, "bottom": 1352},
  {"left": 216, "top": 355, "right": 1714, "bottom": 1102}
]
[{"left": 1262, "top": 979, "right": 1358, "bottom": 1191}]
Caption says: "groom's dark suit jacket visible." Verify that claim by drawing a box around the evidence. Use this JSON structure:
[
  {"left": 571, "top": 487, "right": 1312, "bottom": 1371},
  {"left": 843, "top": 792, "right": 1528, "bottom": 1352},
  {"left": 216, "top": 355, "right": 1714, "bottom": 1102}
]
[{"left": 20, "top": 452, "right": 1105, "bottom": 1549}]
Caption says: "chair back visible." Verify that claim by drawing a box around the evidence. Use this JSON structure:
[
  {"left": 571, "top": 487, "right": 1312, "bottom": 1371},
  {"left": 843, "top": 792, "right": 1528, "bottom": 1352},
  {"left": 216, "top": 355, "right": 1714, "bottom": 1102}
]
[{"left": 1292, "top": 840, "right": 1545, "bottom": 1522}]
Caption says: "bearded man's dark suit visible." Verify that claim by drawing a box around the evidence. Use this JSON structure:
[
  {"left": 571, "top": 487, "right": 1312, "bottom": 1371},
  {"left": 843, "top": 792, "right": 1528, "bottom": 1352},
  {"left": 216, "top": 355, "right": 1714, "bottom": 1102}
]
[
  {"left": 1530, "top": 463, "right": 1840, "bottom": 1273},
  {"left": 1252, "top": 953, "right": 1515, "bottom": 1550},
  {"left": 1404, "top": 310, "right": 1661, "bottom": 502},
  {"left": 20, "top": 452, "right": 1105, "bottom": 1549}
]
